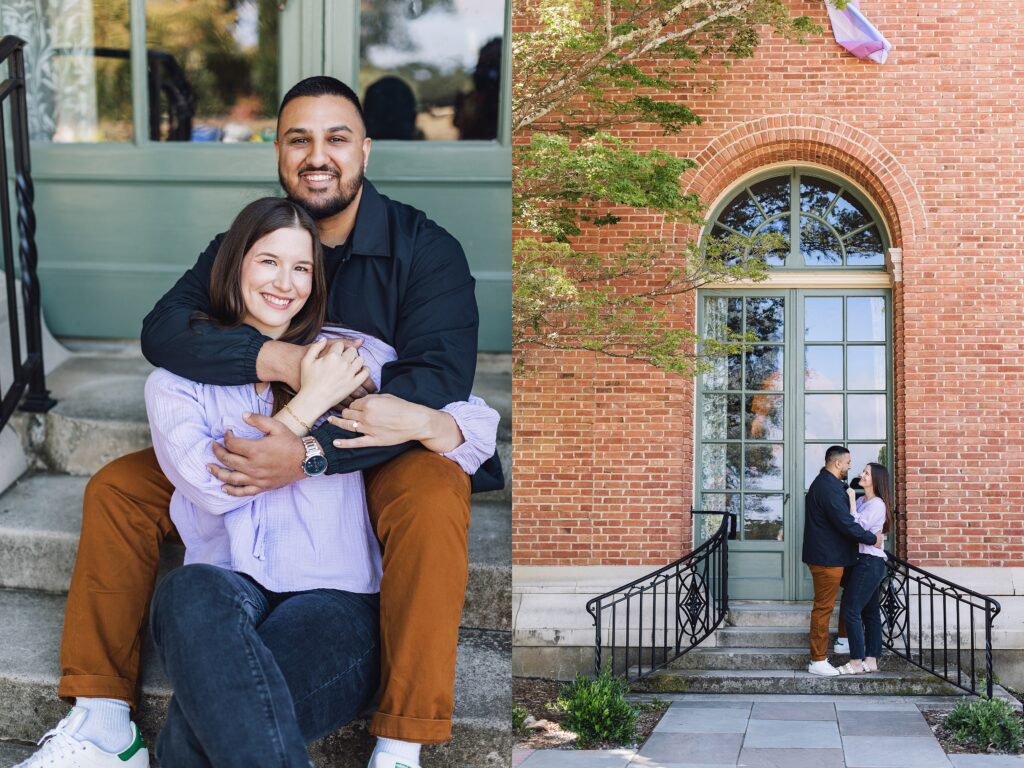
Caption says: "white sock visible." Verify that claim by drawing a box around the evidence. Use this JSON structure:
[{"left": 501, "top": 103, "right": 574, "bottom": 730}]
[
  {"left": 74, "top": 698, "right": 133, "bottom": 753},
  {"left": 371, "top": 737, "right": 421, "bottom": 766}
]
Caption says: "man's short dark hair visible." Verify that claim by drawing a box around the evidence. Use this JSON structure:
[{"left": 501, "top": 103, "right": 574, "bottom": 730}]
[
  {"left": 278, "top": 76, "right": 365, "bottom": 124},
  {"left": 825, "top": 445, "right": 850, "bottom": 465}
]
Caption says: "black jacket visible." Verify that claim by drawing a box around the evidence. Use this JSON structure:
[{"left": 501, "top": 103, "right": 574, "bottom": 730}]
[
  {"left": 141, "top": 181, "right": 503, "bottom": 493},
  {"left": 801, "top": 468, "right": 876, "bottom": 567}
]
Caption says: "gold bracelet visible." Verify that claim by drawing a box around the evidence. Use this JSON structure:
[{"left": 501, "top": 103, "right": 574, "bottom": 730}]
[{"left": 281, "top": 403, "right": 312, "bottom": 433}]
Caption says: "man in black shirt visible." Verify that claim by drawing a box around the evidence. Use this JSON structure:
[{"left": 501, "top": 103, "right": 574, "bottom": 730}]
[
  {"left": 802, "top": 445, "right": 882, "bottom": 677},
  {"left": 48, "top": 77, "right": 501, "bottom": 768}
]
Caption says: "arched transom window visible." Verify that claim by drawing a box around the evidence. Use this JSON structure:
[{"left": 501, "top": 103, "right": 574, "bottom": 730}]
[{"left": 709, "top": 168, "right": 888, "bottom": 268}]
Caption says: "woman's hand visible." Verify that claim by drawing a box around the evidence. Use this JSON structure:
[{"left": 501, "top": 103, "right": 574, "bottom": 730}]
[
  {"left": 327, "top": 394, "right": 464, "bottom": 453},
  {"left": 298, "top": 339, "right": 370, "bottom": 410},
  {"left": 847, "top": 487, "right": 857, "bottom": 503}
]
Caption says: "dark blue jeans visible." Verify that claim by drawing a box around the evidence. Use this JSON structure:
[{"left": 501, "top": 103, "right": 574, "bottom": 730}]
[
  {"left": 842, "top": 553, "right": 886, "bottom": 660},
  {"left": 150, "top": 564, "right": 380, "bottom": 768}
]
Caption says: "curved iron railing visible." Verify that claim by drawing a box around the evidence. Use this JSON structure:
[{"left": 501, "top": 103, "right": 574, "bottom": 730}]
[
  {"left": 0, "top": 36, "right": 56, "bottom": 431},
  {"left": 881, "top": 551, "right": 1001, "bottom": 698},
  {"left": 585, "top": 511, "right": 734, "bottom": 680}
]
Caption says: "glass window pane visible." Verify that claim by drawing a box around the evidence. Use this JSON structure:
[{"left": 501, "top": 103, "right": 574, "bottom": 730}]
[
  {"left": 146, "top": 0, "right": 279, "bottom": 142},
  {"left": 848, "top": 395, "right": 887, "bottom": 439},
  {"left": 746, "top": 297, "right": 784, "bottom": 341},
  {"left": 805, "top": 394, "right": 843, "bottom": 439},
  {"left": 746, "top": 394, "right": 783, "bottom": 440},
  {"left": 804, "top": 297, "right": 843, "bottom": 341},
  {"left": 746, "top": 346, "right": 783, "bottom": 392},
  {"left": 360, "top": 1, "right": 504, "bottom": 141},
  {"left": 702, "top": 444, "right": 741, "bottom": 490},
  {"left": 847, "top": 297, "right": 886, "bottom": 341},
  {"left": 800, "top": 176, "right": 840, "bottom": 214},
  {"left": 3, "top": 0, "right": 132, "bottom": 142},
  {"left": 845, "top": 226, "right": 885, "bottom": 265},
  {"left": 704, "top": 354, "right": 742, "bottom": 391},
  {"left": 805, "top": 346, "right": 843, "bottom": 390},
  {"left": 702, "top": 395, "right": 742, "bottom": 440},
  {"left": 744, "top": 495, "right": 784, "bottom": 540},
  {"left": 704, "top": 297, "right": 743, "bottom": 341},
  {"left": 754, "top": 215, "right": 789, "bottom": 266},
  {"left": 700, "top": 494, "right": 740, "bottom": 540},
  {"left": 745, "top": 444, "right": 783, "bottom": 490},
  {"left": 717, "top": 190, "right": 764, "bottom": 234},
  {"left": 800, "top": 215, "right": 843, "bottom": 265},
  {"left": 826, "top": 192, "right": 871, "bottom": 232},
  {"left": 749, "top": 175, "right": 790, "bottom": 216},
  {"left": 804, "top": 444, "right": 830, "bottom": 489},
  {"left": 849, "top": 443, "right": 888, "bottom": 475},
  {"left": 847, "top": 346, "right": 886, "bottom": 390},
  {"left": 710, "top": 226, "right": 749, "bottom": 267}
]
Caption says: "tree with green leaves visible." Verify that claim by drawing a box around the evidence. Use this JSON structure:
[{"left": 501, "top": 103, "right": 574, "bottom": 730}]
[{"left": 512, "top": 0, "right": 822, "bottom": 375}]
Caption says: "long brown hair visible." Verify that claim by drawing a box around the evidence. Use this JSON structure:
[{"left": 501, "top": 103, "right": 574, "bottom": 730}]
[
  {"left": 867, "top": 462, "right": 896, "bottom": 535},
  {"left": 204, "top": 197, "right": 326, "bottom": 412}
]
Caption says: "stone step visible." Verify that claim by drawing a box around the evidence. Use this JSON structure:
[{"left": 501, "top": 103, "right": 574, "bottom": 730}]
[
  {"left": 669, "top": 647, "right": 916, "bottom": 671},
  {"left": 631, "top": 667, "right": 961, "bottom": 696},
  {"left": 716, "top": 625, "right": 819, "bottom": 648},
  {"left": 12, "top": 352, "right": 511, "bottom": 501},
  {"left": 0, "top": 474, "right": 510, "bottom": 632},
  {"left": 0, "top": 589, "right": 510, "bottom": 768},
  {"left": 728, "top": 601, "right": 838, "bottom": 627},
  {"left": 0, "top": 742, "right": 34, "bottom": 767}
]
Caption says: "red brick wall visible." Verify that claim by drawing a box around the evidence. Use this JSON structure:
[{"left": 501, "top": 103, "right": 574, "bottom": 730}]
[{"left": 512, "top": 0, "right": 1024, "bottom": 567}]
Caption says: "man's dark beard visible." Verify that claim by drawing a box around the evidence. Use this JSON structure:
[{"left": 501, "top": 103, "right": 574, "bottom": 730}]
[{"left": 279, "top": 165, "right": 364, "bottom": 220}]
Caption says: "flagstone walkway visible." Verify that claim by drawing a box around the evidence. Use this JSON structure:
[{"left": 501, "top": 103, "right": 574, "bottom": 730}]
[{"left": 513, "top": 694, "right": 1024, "bottom": 768}]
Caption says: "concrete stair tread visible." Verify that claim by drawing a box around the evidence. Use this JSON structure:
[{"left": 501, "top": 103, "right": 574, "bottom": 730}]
[
  {"left": 0, "top": 742, "right": 34, "bottom": 768},
  {"left": 0, "top": 473, "right": 510, "bottom": 631},
  {"left": 0, "top": 589, "right": 510, "bottom": 766}
]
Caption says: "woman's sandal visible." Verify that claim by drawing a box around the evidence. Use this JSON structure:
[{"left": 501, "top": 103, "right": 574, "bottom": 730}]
[
  {"left": 862, "top": 660, "right": 879, "bottom": 673},
  {"left": 836, "top": 662, "right": 866, "bottom": 675}
]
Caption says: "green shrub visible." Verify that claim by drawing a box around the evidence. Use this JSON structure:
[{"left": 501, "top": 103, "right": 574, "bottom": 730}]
[
  {"left": 945, "top": 696, "right": 1023, "bottom": 753},
  {"left": 512, "top": 704, "right": 527, "bottom": 733},
  {"left": 556, "top": 670, "right": 637, "bottom": 748}
]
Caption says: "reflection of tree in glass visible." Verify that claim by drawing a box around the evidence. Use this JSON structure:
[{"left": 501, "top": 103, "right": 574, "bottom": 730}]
[
  {"left": 744, "top": 444, "right": 783, "bottom": 490},
  {"left": 749, "top": 176, "right": 790, "bottom": 216},
  {"left": 800, "top": 178, "right": 840, "bottom": 213},
  {"left": 360, "top": 0, "right": 455, "bottom": 51},
  {"left": 746, "top": 394, "right": 782, "bottom": 440},
  {"left": 718, "top": 191, "right": 763, "bottom": 234},
  {"left": 743, "top": 495, "right": 784, "bottom": 540},
  {"left": 745, "top": 346, "right": 782, "bottom": 392},
  {"left": 745, "top": 298, "right": 783, "bottom": 341},
  {"left": 827, "top": 193, "right": 870, "bottom": 232},
  {"left": 800, "top": 217, "right": 842, "bottom": 265}
]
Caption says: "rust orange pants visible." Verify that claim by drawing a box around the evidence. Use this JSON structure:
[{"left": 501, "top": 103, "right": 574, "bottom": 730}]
[
  {"left": 58, "top": 446, "right": 471, "bottom": 744},
  {"left": 807, "top": 564, "right": 844, "bottom": 662}
]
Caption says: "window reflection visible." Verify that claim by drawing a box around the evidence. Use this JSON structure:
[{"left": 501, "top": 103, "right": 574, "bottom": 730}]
[
  {"left": 360, "top": 0, "right": 504, "bottom": 141},
  {"left": 744, "top": 495, "right": 784, "bottom": 541},
  {"left": 145, "top": 0, "right": 279, "bottom": 142},
  {"left": 1, "top": 0, "right": 132, "bottom": 142}
]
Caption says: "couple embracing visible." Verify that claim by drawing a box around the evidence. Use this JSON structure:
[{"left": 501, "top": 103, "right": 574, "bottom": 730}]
[
  {"left": 803, "top": 446, "right": 895, "bottom": 678},
  {"left": 18, "top": 76, "right": 502, "bottom": 768}
]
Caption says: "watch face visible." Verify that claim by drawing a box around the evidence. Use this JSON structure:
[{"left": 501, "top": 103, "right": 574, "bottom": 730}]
[{"left": 303, "top": 455, "right": 328, "bottom": 476}]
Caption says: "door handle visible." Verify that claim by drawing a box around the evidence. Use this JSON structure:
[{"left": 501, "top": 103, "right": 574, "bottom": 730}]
[{"left": 784, "top": 493, "right": 790, "bottom": 505}]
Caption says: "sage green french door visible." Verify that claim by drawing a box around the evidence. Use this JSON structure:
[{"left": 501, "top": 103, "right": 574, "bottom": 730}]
[{"left": 696, "top": 289, "right": 892, "bottom": 600}]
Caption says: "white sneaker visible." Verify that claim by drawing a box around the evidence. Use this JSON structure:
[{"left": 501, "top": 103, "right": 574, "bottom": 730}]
[
  {"left": 807, "top": 660, "right": 840, "bottom": 677},
  {"left": 370, "top": 753, "right": 421, "bottom": 768},
  {"left": 834, "top": 637, "right": 850, "bottom": 655},
  {"left": 14, "top": 708, "right": 149, "bottom": 768}
]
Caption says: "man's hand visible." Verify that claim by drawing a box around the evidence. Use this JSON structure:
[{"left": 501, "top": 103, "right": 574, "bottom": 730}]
[{"left": 208, "top": 413, "right": 306, "bottom": 496}]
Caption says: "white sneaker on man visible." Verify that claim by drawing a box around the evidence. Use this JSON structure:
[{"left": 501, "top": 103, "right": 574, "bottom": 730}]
[
  {"left": 13, "top": 708, "right": 148, "bottom": 768},
  {"left": 834, "top": 637, "right": 850, "bottom": 655},
  {"left": 807, "top": 660, "right": 840, "bottom": 677},
  {"left": 370, "top": 753, "right": 421, "bottom": 768}
]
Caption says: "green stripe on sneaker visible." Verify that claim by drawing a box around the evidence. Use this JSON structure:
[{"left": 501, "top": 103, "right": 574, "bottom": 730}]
[{"left": 118, "top": 726, "right": 146, "bottom": 762}]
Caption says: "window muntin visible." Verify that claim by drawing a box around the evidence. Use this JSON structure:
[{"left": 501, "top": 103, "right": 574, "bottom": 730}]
[{"left": 709, "top": 168, "right": 888, "bottom": 268}]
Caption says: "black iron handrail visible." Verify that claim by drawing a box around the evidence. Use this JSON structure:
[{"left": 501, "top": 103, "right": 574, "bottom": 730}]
[
  {"left": 881, "top": 550, "right": 1001, "bottom": 698},
  {"left": 585, "top": 510, "right": 733, "bottom": 681},
  {"left": 0, "top": 36, "right": 56, "bottom": 430}
]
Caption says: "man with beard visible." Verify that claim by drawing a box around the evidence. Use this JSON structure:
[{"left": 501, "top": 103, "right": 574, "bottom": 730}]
[
  {"left": 19, "top": 77, "right": 501, "bottom": 768},
  {"left": 802, "top": 445, "right": 882, "bottom": 677}
]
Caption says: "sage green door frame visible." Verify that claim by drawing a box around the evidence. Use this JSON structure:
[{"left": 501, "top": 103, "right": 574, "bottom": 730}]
[{"left": 696, "top": 287, "right": 893, "bottom": 601}]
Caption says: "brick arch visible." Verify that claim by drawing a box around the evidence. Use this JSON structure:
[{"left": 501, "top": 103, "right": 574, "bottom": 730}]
[{"left": 682, "top": 115, "right": 927, "bottom": 248}]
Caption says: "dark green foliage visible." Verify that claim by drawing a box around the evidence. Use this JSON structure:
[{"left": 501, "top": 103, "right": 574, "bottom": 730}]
[
  {"left": 512, "top": 704, "right": 528, "bottom": 733},
  {"left": 557, "top": 670, "right": 638, "bottom": 748},
  {"left": 945, "top": 696, "right": 1023, "bottom": 753}
]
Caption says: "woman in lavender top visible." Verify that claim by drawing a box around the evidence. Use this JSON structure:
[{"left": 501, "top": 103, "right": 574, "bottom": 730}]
[
  {"left": 836, "top": 462, "right": 894, "bottom": 676},
  {"left": 144, "top": 197, "right": 498, "bottom": 767}
]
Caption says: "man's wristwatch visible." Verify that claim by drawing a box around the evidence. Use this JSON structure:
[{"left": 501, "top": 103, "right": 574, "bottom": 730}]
[{"left": 300, "top": 435, "right": 328, "bottom": 477}]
